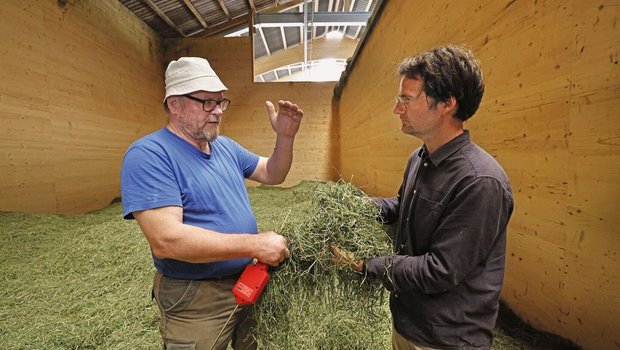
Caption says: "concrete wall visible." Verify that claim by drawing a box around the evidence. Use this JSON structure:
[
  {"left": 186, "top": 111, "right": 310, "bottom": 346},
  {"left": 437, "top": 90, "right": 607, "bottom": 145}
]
[
  {"left": 335, "top": 1, "right": 619, "bottom": 349},
  {"left": 0, "top": 0, "right": 165, "bottom": 214}
]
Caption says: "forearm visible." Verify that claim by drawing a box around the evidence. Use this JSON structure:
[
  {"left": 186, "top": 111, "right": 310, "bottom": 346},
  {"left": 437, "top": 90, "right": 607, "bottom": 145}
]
[
  {"left": 150, "top": 222, "right": 259, "bottom": 263},
  {"left": 264, "top": 135, "right": 295, "bottom": 185},
  {"left": 372, "top": 197, "right": 399, "bottom": 224},
  {"left": 134, "top": 207, "right": 287, "bottom": 265},
  {"left": 365, "top": 253, "right": 457, "bottom": 294}
]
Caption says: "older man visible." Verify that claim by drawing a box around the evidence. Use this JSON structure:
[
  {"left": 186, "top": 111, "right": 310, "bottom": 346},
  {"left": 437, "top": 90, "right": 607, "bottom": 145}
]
[{"left": 121, "top": 57, "right": 303, "bottom": 350}]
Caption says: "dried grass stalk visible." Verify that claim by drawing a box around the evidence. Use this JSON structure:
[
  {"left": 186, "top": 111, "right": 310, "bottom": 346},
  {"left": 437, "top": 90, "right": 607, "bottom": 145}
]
[{"left": 250, "top": 180, "right": 393, "bottom": 349}]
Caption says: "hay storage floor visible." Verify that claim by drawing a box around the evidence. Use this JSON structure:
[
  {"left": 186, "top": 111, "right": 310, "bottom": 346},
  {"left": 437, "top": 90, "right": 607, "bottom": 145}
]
[{"left": 0, "top": 181, "right": 578, "bottom": 349}]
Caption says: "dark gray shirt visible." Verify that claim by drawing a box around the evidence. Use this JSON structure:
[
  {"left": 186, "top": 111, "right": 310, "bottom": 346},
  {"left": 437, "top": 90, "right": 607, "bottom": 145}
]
[{"left": 366, "top": 130, "right": 514, "bottom": 350}]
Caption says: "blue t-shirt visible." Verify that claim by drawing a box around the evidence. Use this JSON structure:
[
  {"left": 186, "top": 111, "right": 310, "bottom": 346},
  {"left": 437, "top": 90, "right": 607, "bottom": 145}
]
[{"left": 121, "top": 127, "right": 260, "bottom": 279}]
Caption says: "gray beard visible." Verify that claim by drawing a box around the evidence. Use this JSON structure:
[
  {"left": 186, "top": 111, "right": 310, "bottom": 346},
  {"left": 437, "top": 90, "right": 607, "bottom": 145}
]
[{"left": 200, "top": 127, "right": 219, "bottom": 143}]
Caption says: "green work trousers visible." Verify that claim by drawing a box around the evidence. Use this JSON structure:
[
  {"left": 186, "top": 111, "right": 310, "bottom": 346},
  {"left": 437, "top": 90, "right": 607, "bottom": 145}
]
[{"left": 153, "top": 271, "right": 256, "bottom": 350}]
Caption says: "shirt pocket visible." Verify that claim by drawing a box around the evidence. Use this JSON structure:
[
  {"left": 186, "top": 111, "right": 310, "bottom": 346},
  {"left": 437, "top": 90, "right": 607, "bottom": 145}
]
[{"left": 412, "top": 194, "right": 443, "bottom": 252}]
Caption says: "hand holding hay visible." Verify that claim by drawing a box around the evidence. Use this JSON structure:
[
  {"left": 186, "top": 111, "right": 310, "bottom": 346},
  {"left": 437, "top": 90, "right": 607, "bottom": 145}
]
[
  {"left": 330, "top": 245, "right": 364, "bottom": 272},
  {"left": 249, "top": 180, "right": 394, "bottom": 349}
]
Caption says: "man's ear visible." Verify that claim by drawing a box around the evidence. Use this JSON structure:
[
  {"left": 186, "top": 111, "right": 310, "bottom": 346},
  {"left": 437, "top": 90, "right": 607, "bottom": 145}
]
[
  {"left": 442, "top": 96, "right": 458, "bottom": 117},
  {"left": 167, "top": 96, "right": 180, "bottom": 113}
]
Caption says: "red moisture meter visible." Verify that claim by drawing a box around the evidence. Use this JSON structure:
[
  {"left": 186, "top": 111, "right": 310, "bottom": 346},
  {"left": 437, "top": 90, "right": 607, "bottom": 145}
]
[
  {"left": 210, "top": 259, "right": 270, "bottom": 350},
  {"left": 232, "top": 259, "right": 270, "bottom": 305}
]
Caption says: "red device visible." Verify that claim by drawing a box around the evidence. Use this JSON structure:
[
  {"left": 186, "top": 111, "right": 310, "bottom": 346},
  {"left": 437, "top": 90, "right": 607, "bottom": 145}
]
[
  {"left": 232, "top": 259, "right": 270, "bottom": 305},
  {"left": 210, "top": 259, "right": 270, "bottom": 350}
]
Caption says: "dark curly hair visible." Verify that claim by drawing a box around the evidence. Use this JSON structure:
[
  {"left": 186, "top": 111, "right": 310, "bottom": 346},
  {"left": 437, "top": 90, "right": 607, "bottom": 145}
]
[{"left": 398, "top": 45, "right": 484, "bottom": 121}]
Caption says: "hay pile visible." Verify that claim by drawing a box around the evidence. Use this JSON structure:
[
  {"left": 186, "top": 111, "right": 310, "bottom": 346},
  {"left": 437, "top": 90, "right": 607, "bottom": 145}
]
[
  {"left": 0, "top": 181, "right": 568, "bottom": 349},
  {"left": 249, "top": 180, "right": 393, "bottom": 349}
]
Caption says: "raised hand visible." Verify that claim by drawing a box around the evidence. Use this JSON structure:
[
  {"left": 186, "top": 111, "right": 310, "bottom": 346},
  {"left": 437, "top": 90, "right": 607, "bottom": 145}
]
[{"left": 265, "top": 100, "right": 304, "bottom": 138}]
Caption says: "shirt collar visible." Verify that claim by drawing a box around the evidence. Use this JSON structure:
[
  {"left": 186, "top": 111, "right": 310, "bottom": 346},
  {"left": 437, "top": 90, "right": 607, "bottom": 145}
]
[{"left": 422, "top": 130, "right": 471, "bottom": 166}]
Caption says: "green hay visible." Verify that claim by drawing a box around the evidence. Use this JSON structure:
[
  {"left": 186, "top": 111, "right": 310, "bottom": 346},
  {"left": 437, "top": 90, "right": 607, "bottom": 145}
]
[
  {"left": 0, "top": 205, "right": 160, "bottom": 350},
  {"left": 0, "top": 181, "right": 578, "bottom": 349},
  {"left": 249, "top": 180, "right": 393, "bottom": 349}
]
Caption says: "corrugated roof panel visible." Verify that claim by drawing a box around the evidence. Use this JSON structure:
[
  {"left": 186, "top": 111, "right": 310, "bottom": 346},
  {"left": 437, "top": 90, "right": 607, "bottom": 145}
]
[
  {"left": 119, "top": 0, "right": 376, "bottom": 46},
  {"left": 253, "top": 32, "right": 268, "bottom": 57},
  {"left": 284, "top": 27, "right": 301, "bottom": 48},
  {"left": 120, "top": 0, "right": 178, "bottom": 38},
  {"left": 262, "top": 71, "right": 277, "bottom": 81},
  {"left": 263, "top": 27, "right": 284, "bottom": 54},
  {"left": 157, "top": 0, "right": 204, "bottom": 35},
  {"left": 345, "top": 26, "right": 359, "bottom": 37},
  {"left": 226, "top": 0, "right": 249, "bottom": 18},
  {"left": 318, "top": 0, "right": 329, "bottom": 12},
  {"left": 255, "top": 0, "right": 277, "bottom": 12},
  {"left": 193, "top": 0, "right": 229, "bottom": 26},
  {"left": 276, "top": 68, "right": 289, "bottom": 78}
]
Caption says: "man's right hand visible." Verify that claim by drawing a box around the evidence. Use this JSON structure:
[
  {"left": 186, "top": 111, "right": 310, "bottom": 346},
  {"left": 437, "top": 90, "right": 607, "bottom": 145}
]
[{"left": 255, "top": 231, "right": 290, "bottom": 266}]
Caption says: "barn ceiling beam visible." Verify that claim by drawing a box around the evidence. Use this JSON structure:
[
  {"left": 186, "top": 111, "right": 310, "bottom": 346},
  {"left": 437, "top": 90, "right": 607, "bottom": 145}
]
[
  {"left": 261, "top": 0, "right": 305, "bottom": 14},
  {"left": 200, "top": 14, "right": 251, "bottom": 36},
  {"left": 247, "top": 0, "right": 257, "bottom": 13},
  {"left": 254, "top": 11, "right": 370, "bottom": 27},
  {"left": 182, "top": 0, "right": 208, "bottom": 28},
  {"left": 217, "top": 0, "right": 231, "bottom": 18},
  {"left": 142, "top": 0, "right": 186, "bottom": 36}
]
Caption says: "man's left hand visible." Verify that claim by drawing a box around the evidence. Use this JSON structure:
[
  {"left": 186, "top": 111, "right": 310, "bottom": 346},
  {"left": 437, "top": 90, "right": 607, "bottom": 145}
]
[
  {"left": 330, "top": 245, "right": 364, "bottom": 272},
  {"left": 265, "top": 100, "right": 304, "bottom": 138}
]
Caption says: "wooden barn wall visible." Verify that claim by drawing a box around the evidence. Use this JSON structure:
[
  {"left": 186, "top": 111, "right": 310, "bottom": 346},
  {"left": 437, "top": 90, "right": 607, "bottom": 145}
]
[
  {"left": 0, "top": 0, "right": 164, "bottom": 214},
  {"left": 336, "top": 1, "right": 619, "bottom": 349},
  {"left": 164, "top": 37, "right": 339, "bottom": 187}
]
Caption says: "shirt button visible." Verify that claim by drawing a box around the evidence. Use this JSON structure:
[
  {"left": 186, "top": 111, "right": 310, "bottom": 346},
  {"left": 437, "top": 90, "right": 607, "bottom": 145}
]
[
  {"left": 413, "top": 189, "right": 417, "bottom": 195},
  {"left": 423, "top": 162, "right": 428, "bottom": 167}
]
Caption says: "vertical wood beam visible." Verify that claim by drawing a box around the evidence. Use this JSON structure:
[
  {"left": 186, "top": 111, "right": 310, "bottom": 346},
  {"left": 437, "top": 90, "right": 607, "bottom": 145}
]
[{"left": 247, "top": 0, "right": 257, "bottom": 13}]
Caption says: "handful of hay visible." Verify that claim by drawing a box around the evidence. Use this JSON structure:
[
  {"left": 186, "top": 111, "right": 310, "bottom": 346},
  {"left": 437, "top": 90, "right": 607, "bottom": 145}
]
[{"left": 249, "top": 180, "right": 393, "bottom": 349}]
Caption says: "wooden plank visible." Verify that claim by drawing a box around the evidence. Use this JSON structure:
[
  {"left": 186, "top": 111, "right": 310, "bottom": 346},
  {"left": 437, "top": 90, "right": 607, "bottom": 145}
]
[
  {"left": 0, "top": 0, "right": 164, "bottom": 214},
  {"left": 336, "top": 0, "right": 620, "bottom": 349}
]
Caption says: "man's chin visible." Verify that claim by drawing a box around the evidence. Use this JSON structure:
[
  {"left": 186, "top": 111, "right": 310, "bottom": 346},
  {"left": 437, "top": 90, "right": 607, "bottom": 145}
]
[{"left": 203, "top": 129, "right": 220, "bottom": 142}]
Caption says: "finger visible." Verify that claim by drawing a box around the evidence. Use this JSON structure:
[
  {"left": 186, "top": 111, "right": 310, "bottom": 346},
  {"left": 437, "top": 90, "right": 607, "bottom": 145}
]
[
  {"left": 265, "top": 101, "right": 276, "bottom": 116},
  {"left": 329, "top": 245, "right": 340, "bottom": 256}
]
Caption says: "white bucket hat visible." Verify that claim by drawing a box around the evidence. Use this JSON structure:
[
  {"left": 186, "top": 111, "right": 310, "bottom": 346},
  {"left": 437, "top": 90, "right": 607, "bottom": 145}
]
[{"left": 163, "top": 57, "right": 228, "bottom": 102}]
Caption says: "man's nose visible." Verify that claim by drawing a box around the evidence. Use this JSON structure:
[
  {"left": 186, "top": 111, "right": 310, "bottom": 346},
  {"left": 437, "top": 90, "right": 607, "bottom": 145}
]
[
  {"left": 393, "top": 102, "right": 405, "bottom": 114},
  {"left": 210, "top": 105, "right": 224, "bottom": 116}
]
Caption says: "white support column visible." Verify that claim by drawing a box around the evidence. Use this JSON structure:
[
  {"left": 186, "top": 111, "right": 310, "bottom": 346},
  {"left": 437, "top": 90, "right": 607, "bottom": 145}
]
[{"left": 258, "top": 26, "right": 271, "bottom": 56}]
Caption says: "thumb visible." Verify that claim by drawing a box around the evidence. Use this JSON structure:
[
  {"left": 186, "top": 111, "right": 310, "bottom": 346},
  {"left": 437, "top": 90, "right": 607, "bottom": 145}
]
[{"left": 265, "top": 101, "right": 276, "bottom": 118}]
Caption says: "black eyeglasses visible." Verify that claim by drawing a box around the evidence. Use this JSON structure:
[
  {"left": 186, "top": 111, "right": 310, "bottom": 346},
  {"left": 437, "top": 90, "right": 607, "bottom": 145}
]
[{"left": 183, "top": 94, "right": 231, "bottom": 112}]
